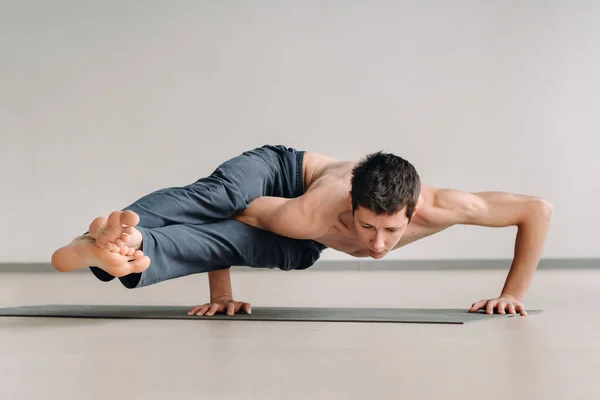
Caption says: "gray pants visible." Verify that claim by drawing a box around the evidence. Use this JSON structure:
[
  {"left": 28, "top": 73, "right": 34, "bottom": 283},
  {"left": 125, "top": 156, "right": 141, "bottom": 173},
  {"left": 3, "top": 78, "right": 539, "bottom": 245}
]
[{"left": 89, "top": 145, "right": 328, "bottom": 288}]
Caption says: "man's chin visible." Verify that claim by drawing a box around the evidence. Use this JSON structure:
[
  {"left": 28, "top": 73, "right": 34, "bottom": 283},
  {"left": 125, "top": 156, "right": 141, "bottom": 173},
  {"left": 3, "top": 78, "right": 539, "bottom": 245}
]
[{"left": 369, "top": 251, "right": 387, "bottom": 259}]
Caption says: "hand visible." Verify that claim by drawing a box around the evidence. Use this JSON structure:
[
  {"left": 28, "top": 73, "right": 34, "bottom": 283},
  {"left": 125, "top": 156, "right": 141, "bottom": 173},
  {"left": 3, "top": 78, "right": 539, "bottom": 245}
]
[
  {"left": 187, "top": 295, "right": 252, "bottom": 317},
  {"left": 469, "top": 293, "right": 528, "bottom": 316}
]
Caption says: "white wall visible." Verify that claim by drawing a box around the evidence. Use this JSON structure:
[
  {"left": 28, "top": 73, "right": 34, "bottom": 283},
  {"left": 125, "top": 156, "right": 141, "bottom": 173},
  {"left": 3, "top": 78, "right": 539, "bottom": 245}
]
[{"left": 1, "top": 1, "right": 598, "bottom": 263}]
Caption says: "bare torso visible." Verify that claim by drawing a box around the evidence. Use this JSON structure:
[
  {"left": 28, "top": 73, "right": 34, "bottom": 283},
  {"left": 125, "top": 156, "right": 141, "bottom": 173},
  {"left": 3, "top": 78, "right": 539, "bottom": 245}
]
[{"left": 301, "top": 152, "right": 449, "bottom": 257}]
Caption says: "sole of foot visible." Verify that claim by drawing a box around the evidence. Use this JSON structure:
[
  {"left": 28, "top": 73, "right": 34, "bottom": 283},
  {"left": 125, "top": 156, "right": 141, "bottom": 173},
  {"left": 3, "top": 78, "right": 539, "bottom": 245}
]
[
  {"left": 51, "top": 235, "right": 150, "bottom": 277},
  {"left": 89, "top": 210, "right": 142, "bottom": 256}
]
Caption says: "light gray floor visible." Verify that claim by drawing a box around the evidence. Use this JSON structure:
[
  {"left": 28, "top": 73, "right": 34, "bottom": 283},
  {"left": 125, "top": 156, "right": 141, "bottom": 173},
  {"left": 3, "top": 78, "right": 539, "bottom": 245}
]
[{"left": 1, "top": 267, "right": 599, "bottom": 400}]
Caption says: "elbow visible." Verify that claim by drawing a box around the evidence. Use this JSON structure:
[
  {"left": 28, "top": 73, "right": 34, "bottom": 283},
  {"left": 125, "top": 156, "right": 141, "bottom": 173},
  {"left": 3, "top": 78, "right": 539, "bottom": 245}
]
[
  {"left": 524, "top": 198, "right": 553, "bottom": 226},
  {"left": 233, "top": 212, "right": 264, "bottom": 230},
  {"left": 516, "top": 198, "right": 553, "bottom": 229},
  {"left": 535, "top": 198, "right": 553, "bottom": 218}
]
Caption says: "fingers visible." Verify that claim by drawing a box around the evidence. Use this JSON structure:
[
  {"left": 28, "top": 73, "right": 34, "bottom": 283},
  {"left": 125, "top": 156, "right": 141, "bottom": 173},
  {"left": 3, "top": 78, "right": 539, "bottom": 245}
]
[
  {"left": 469, "top": 299, "right": 487, "bottom": 313},
  {"left": 515, "top": 304, "right": 528, "bottom": 316},
  {"left": 187, "top": 301, "right": 252, "bottom": 317},
  {"left": 235, "top": 302, "right": 252, "bottom": 314},
  {"left": 188, "top": 304, "right": 211, "bottom": 316},
  {"left": 205, "top": 302, "right": 221, "bottom": 316},
  {"left": 228, "top": 301, "right": 252, "bottom": 315},
  {"left": 188, "top": 305, "right": 203, "bottom": 315},
  {"left": 226, "top": 302, "right": 235, "bottom": 316},
  {"left": 470, "top": 296, "right": 529, "bottom": 316},
  {"left": 497, "top": 300, "right": 507, "bottom": 314},
  {"left": 187, "top": 302, "right": 224, "bottom": 317},
  {"left": 243, "top": 302, "right": 252, "bottom": 314},
  {"left": 486, "top": 299, "right": 496, "bottom": 315},
  {"left": 498, "top": 302, "right": 523, "bottom": 315},
  {"left": 197, "top": 304, "right": 212, "bottom": 316}
]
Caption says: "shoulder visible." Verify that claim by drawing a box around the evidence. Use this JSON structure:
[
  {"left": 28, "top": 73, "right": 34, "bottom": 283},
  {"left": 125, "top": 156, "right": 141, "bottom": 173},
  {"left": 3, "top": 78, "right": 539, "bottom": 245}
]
[
  {"left": 412, "top": 185, "right": 485, "bottom": 227},
  {"left": 303, "top": 151, "right": 339, "bottom": 165},
  {"left": 302, "top": 182, "right": 348, "bottom": 214},
  {"left": 303, "top": 151, "right": 354, "bottom": 189},
  {"left": 303, "top": 152, "right": 339, "bottom": 176}
]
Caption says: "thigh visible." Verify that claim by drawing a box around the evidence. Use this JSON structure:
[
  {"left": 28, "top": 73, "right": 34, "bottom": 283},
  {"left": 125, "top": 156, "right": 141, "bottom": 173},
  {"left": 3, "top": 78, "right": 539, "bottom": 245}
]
[
  {"left": 161, "top": 219, "right": 324, "bottom": 269},
  {"left": 133, "top": 219, "right": 326, "bottom": 288},
  {"left": 121, "top": 145, "right": 304, "bottom": 229},
  {"left": 200, "top": 145, "right": 304, "bottom": 201}
]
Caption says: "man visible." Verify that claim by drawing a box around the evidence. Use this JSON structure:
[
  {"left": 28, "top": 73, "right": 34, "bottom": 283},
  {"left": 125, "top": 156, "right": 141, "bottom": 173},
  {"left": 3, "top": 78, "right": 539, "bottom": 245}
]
[{"left": 52, "top": 144, "right": 553, "bottom": 317}]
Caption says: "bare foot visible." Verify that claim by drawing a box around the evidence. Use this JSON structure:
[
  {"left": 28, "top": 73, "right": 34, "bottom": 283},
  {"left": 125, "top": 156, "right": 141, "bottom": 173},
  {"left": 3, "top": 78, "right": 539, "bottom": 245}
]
[
  {"left": 51, "top": 235, "right": 150, "bottom": 277},
  {"left": 89, "top": 210, "right": 142, "bottom": 256}
]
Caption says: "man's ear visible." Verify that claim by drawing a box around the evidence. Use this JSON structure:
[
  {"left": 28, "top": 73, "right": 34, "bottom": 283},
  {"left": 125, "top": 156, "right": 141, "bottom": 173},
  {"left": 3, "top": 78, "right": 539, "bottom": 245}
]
[
  {"left": 416, "top": 192, "right": 426, "bottom": 212},
  {"left": 410, "top": 195, "right": 423, "bottom": 221},
  {"left": 409, "top": 207, "right": 419, "bottom": 222}
]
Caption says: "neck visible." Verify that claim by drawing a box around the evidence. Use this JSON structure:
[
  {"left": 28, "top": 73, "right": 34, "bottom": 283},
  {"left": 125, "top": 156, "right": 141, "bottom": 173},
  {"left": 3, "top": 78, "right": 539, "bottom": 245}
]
[{"left": 338, "top": 211, "right": 355, "bottom": 230}]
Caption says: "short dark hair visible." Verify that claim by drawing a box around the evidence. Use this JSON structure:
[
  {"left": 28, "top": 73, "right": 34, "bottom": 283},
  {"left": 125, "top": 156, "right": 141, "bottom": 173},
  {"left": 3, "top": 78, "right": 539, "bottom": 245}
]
[{"left": 350, "top": 151, "right": 421, "bottom": 220}]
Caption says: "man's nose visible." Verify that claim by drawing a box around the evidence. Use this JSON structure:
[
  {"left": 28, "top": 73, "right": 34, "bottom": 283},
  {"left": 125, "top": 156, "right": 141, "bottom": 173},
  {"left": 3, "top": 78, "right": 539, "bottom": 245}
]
[{"left": 373, "top": 234, "right": 385, "bottom": 250}]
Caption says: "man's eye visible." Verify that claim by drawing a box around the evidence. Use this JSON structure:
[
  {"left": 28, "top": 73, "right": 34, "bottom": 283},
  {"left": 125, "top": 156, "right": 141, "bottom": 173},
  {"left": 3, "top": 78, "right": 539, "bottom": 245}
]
[
  {"left": 362, "top": 225, "right": 371, "bottom": 229},
  {"left": 387, "top": 229, "right": 397, "bottom": 232}
]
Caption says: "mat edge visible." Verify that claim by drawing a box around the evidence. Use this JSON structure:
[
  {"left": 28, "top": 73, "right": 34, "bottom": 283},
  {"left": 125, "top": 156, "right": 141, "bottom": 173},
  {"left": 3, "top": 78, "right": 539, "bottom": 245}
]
[{"left": 0, "top": 259, "right": 596, "bottom": 273}]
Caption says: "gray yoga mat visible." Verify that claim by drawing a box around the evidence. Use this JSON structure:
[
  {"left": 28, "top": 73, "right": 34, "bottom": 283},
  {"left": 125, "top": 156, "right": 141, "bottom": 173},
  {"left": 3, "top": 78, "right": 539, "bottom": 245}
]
[{"left": 0, "top": 304, "right": 541, "bottom": 324}]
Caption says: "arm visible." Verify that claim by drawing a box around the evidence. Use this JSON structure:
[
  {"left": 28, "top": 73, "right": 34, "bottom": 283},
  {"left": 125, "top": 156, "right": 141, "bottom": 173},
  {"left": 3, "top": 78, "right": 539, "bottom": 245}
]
[
  {"left": 208, "top": 268, "right": 233, "bottom": 301},
  {"left": 235, "top": 188, "right": 334, "bottom": 239},
  {"left": 429, "top": 188, "right": 553, "bottom": 312},
  {"left": 186, "top": 268, "right": 252, "bottom": 316}
]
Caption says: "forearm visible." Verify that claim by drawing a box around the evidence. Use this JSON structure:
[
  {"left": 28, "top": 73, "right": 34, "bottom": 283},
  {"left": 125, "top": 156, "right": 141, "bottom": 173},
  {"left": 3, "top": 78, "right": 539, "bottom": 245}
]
[
  {"left": 208, "top": 268, "right": 233, "bottom": 301},
  {"left": 501, "top": 202, "right": 553, "bottom": 300}
]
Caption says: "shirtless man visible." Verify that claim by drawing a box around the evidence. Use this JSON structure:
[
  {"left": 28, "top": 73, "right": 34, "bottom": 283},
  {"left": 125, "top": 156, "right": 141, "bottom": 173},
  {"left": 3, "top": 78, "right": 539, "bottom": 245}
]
[{"left": 51, "top": 144, "right": 553, "bottom": 317}]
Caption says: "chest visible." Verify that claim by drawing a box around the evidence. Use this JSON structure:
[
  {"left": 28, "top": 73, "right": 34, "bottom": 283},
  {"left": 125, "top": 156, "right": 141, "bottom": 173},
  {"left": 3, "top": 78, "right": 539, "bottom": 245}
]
[
  {"left": 316, "top": 230, "right": 363, "bottom": 255},
  {"left": 315, "top": 220, "right": 450, "bottom": 257}
]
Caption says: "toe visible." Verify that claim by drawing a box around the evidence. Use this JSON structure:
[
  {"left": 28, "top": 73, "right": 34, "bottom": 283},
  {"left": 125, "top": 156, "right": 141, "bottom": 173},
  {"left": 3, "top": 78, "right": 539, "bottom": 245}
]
[
  {"left": 88, "top": 217, "right": 107, "bottom": 240},
  {"left": 130, "top": 255, "right": 151, "bottom": 273},
  {"left": 121, "top": 210, "right": 140, "bottom": 227},
  {"left": 104, "top": 211, "right": 123, "bottom": 237},
  {"left": 107, "top": 243, "right": 120, "bottom": 253}
]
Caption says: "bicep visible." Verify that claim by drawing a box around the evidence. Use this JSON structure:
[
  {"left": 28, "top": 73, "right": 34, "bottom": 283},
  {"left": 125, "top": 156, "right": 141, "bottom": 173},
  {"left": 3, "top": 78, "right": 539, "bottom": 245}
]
[
  {"left": 432, "top": 189, "right": 544, "bottom": 228},
  {"left": 241, "top": 195, "right": 329, "bottom": 239}
]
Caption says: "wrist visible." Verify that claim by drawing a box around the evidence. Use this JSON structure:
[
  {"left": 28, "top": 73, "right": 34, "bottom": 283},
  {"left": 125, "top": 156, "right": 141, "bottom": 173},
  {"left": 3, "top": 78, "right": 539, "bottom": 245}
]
[
  {"left": 501, "top": 291, "right": 523, "bottom": 302},
  {"left": 210, "top": 293, "right": 233, "bottom": 302}
]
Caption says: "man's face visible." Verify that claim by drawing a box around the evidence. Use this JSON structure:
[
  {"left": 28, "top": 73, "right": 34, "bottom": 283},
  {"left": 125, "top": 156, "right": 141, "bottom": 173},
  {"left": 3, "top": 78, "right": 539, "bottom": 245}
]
[{"left": 352, "top": 206, "right": 410, "bottom": 259}]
